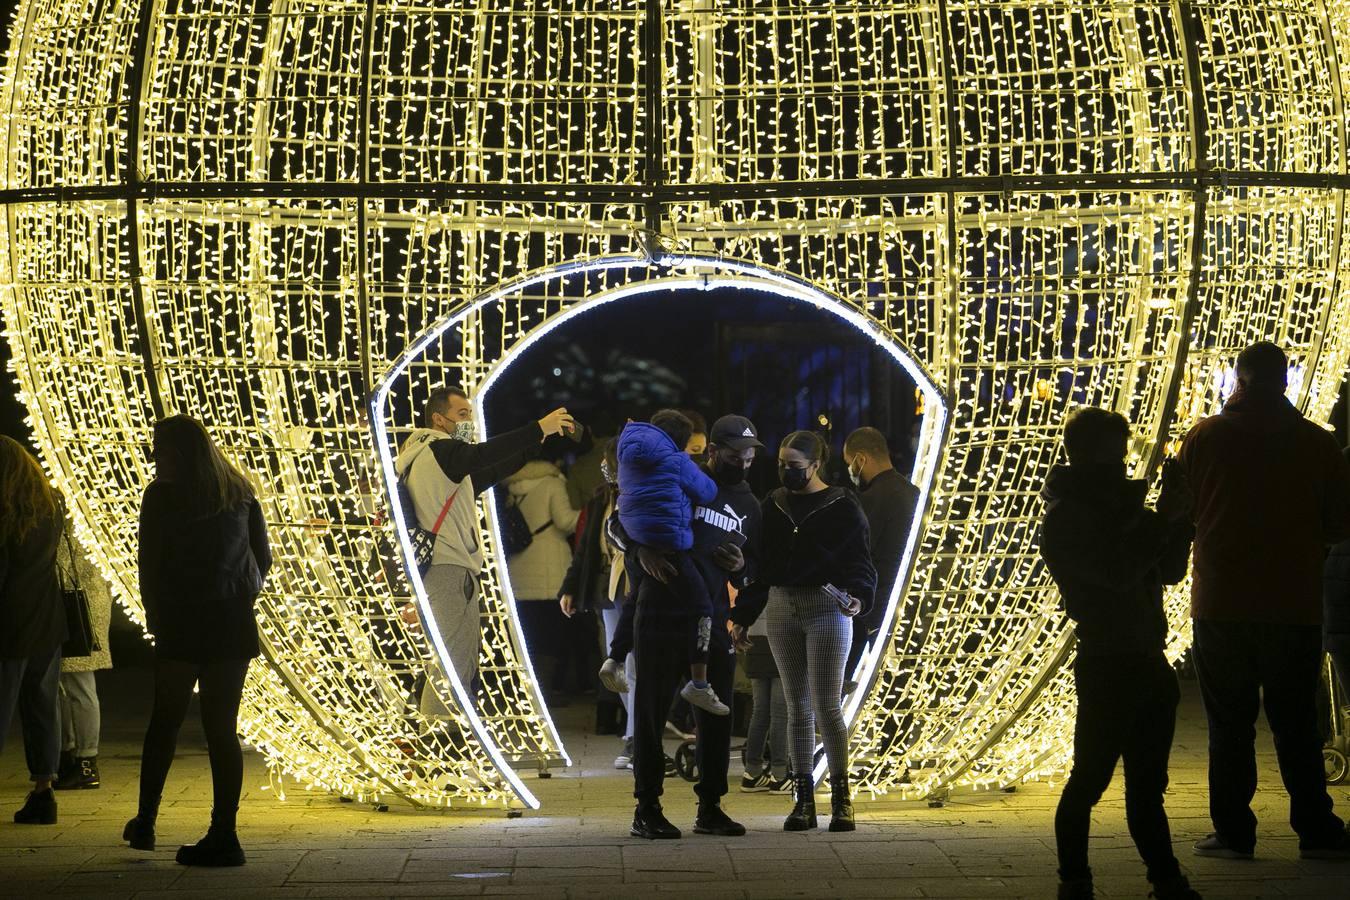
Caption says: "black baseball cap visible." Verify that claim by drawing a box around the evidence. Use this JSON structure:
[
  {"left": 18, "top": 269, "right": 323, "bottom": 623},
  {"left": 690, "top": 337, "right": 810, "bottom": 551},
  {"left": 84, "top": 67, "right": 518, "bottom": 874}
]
[{"left": 709, "top": 415, "right": 764, "bottom": 451}]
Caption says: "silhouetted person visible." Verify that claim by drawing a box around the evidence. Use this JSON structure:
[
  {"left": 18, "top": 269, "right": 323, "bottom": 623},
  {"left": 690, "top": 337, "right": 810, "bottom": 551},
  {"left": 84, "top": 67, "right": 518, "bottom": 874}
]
[
  {"left": 1324, "top": 447, "right": 1350, "bottom": 708},
  {"left": 1179, "top": 341, "right": 1350, "bottom": 860},
  {"left": 1040, "top": 408, "right": 1199, "bottom": 900},
  {"left": 124, "top": 415, "right": 271, "bottom": 866},
  {"left": 841, "top": 427, "right": 919, "bottom": 679},
  {"left": 0, "top": 436, "right": 65, "bottom": 825}
]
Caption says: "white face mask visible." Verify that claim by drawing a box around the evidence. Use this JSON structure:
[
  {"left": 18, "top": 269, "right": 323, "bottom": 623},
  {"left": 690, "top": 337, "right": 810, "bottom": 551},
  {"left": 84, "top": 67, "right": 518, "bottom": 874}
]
[
  {"left": 847, "top": 458, "right": 863, "bottom": 489},
  {"left": 452, "top": 420, "right": 477, "bottom": 443}
]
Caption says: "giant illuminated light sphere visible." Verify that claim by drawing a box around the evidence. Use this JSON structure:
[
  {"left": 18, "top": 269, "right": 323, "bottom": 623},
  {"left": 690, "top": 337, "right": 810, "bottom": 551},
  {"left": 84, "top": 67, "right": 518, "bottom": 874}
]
[{"left": 3, "top": 1, "right": 1349, "bottom": 810}]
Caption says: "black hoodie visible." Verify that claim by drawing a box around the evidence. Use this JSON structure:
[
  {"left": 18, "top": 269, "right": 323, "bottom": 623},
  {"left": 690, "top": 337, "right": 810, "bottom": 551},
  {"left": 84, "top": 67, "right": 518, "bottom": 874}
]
[{"left": 1039, "top": 464, "right": 1192, "bottom": 657}]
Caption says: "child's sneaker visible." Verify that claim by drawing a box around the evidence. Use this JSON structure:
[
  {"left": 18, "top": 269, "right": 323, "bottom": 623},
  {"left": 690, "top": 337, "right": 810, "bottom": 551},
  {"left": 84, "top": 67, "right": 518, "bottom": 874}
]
[
  {"left": 680, "top": 681, "right": 729, "bottom": 716},
  {"left": 598, "top": 658, "right": 629, "bottom": 694},
  {"left": 740, "top": 771, "right": 772, "bottom": 792},
  {"left": 614, "top": 737, "right": 634, "bottom": 770}
]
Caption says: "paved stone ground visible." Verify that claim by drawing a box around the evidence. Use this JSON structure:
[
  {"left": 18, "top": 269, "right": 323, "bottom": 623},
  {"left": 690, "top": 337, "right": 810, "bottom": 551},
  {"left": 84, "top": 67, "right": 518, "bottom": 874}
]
[{"left": 2, "top": 668, "right": 1349, "bottom": 898}]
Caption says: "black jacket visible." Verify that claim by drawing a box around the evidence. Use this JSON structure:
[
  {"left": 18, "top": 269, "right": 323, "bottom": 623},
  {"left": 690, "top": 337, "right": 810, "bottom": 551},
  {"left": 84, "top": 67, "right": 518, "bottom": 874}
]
[
  {"left": 731, "top": 486, "right": 876, "bottom": 627},
  {"left": 856, "top": 469, "right": 919, "bottom": 632},
  {"left": 434, "top": 422, "right": 543, "bottom": 494},
  {"left": 139, "top": 481, "right": 273, "bottom": 662},
  {"left": 558, "top": 488, "right": 619, "bottom": 611},
  {"left": 1039, "top": 464, "right": 1192, "bottom": 658},
  {"left": 1325, "top": 537, "right": 1350, "bottom": 652},
  {"left": 0, "top": 505, "right": 65, "bottom": 659}
]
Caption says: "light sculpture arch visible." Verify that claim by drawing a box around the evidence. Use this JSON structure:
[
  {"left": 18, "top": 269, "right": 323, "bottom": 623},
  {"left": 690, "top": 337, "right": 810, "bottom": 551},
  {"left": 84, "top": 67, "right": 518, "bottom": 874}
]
[{"left": 3, "top": 0, "right": 1350, "bottom": 809}]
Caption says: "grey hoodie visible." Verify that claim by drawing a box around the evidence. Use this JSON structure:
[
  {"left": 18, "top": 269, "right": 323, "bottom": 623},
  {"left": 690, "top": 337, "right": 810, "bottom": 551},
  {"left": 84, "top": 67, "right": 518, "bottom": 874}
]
[{"left": 394, "top": 422, "right": 544, "bottom": 570}]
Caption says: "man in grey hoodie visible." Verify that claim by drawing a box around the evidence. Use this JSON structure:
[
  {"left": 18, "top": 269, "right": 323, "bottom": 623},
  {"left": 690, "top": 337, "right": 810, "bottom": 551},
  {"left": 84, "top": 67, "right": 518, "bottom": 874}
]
[{"left": 394, "top": 387, "right": 574, "bottom": 711}]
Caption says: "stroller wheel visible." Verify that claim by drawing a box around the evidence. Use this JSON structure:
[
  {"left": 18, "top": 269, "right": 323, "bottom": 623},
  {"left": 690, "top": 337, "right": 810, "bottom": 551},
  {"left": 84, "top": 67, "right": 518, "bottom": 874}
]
[
  {"left": 1324, "top": 747, "right": 1349, "bottom": 785},
  {"left": 675, "top": 740, "right": 700, "bottom": 783}
]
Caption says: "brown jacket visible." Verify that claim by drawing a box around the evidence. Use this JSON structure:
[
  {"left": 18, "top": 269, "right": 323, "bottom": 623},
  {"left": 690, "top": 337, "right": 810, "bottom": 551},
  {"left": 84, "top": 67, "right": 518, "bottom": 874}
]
[{"left": 1178, "top": 387, "right": 1350, "bottom": 624}]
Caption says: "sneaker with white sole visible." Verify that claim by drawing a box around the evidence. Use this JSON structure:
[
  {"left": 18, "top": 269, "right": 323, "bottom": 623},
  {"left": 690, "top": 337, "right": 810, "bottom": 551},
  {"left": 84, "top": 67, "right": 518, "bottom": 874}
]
[
  {"left": 614, "top": 737, "right": 634, "bottom": 770},
  {"left": 598, "top": 658, "right": 629, "bottom": 694},
  {"left": 1192, "top": 833, "right": 1253, "bottom": 859},
  {"left": 740, "top": 771, "right": 772, "bottom": 792},
  {"left": 680, "top": 681, "right": 730, "bottom": 716},
  {"left": 769, "top": 774, "right": 793, "bottom": 794}
]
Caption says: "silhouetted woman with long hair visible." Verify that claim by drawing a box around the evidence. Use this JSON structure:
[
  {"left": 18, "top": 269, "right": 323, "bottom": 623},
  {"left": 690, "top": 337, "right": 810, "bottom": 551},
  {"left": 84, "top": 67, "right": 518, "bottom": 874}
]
[
  {"left": 0, "top": 436, "right": 65, "bottom": 825},
  {"left": 124, "top": 415, "right": 271, "bottom": 867}
]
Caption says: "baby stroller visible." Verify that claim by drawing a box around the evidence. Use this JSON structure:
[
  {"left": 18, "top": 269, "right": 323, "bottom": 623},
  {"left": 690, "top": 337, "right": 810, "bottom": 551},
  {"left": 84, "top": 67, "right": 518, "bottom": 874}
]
[{"left": 1324, "top": 655, "right": 1349, "bottom": 785}]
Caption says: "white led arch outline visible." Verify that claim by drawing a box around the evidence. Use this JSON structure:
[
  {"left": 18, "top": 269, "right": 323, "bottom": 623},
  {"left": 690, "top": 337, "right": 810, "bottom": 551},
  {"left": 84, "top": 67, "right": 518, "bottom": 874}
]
[{"left": 372, "top": 252, "right": 949, "bottom": 804}]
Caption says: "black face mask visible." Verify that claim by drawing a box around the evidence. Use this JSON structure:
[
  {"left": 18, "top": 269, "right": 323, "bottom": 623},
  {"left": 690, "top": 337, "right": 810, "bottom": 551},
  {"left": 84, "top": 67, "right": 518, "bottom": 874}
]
[
  {"left": 712, "top": 456, "right": 747, "bottom": 486},
  {"left": 779, "top": 464, "right": 812, "bottom": 492}
]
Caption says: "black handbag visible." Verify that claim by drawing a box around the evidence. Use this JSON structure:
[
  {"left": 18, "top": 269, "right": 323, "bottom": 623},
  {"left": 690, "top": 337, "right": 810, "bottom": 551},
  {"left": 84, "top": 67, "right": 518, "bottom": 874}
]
[{"left": 59, "top": 528, "right": 99, "bottom": 658}]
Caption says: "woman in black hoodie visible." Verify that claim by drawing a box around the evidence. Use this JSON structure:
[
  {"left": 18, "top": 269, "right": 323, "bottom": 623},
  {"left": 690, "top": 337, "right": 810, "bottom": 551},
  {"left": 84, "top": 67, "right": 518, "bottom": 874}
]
[
  {"left": 732, "top": 430, "right": 875, "bottom": 832},
  {"left": 0, "top": 436, "right": 65, "bottom": 825},
  {"left": 124, "top": 415, "right": 271, "bottom": 867}
]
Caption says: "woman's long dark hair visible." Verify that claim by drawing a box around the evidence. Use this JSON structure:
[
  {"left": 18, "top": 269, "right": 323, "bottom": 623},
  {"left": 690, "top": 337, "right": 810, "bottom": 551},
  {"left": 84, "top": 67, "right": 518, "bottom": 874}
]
[
  {"left": 153, "top": 415, "right": 255, "bottom": 516},
  {"left": 0, "top": 435, "right": 57, "bottom": 544}
]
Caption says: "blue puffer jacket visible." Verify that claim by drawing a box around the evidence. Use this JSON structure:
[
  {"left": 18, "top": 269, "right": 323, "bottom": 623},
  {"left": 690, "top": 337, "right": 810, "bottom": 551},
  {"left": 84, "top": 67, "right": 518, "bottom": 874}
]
[{"left": 616, "top": 422, "right": 718, "bottom": 551}]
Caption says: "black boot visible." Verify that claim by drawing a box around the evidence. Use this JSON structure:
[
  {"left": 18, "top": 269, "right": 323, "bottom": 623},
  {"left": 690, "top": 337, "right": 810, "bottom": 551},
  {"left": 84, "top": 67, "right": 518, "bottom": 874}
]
[
  {"left": 123, "top": 815, "right": 157, "bottom": 851},
  {"left": 828, "top": 774, "right": 855, "bottom": 832},
  {"left": 631, "top": 803, "right": 681, "bottom": 839},
  {"left": 13, "top": 788, "right": 57, "bottom": 825},
  {"left": 176, "top": 809, "right": 245, "bottom": 867},
  {"left": 1058, "top": 875, "right": 1095, "bottom": 900},
  {"left": 55, "top": 756, "right": 100, "bottom": 790},
  {"left": 56, "top": 750, "right": 75, "bottom": 783},
  {"left": 1149, "top": 874, "right": 1202, "bottom": 900},
  {"left": 783, "top": 774, "right": 817, "bottom": 831}
]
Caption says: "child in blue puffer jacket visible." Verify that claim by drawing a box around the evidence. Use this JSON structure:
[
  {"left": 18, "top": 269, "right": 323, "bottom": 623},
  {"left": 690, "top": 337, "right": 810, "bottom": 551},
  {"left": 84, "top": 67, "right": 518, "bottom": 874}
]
[{"left": 612, "top": 409, "right": 728, "bottom": 715}]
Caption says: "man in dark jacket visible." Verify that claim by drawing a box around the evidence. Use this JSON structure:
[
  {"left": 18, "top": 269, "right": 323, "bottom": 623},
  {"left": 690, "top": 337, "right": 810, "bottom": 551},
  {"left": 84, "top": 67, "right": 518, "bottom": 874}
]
[
  {"left": 1178, "top": 342, "right": 1350, "bottom": 860},
  {"left": 842, "top": 427, "right": 919, "bottom": 678},
  {"left": 1325, "top": 446, "right": 1350, "bottom": 699},
  {"left": 627, "top": 414, "right": 763, "bottom": 840},
  {"left": 1040, "top": 407, "right": 1199, "bottom": 900}
]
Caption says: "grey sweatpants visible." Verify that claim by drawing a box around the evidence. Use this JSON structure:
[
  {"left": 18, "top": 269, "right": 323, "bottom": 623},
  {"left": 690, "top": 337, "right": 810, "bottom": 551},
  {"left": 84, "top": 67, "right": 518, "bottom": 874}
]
[
  {"left": 59, "top": 670, "right": 101, "bottom": 757},
  {"left": 419, "top": 563, "right": 480, "bottom": 717},
  {"left": 766, "top": 585, "right": 852, "bottom": 778}
]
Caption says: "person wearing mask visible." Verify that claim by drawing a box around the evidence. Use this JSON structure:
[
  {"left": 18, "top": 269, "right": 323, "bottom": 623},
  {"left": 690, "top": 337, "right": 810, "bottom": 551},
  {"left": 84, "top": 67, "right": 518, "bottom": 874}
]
[
  {"left": 0, "top": 436, "right": 65, "bottom": 825},
  {"left": 393, "top": 387, "right": 574, "bottom": 709},
  {"left": 504, "top": 439, "right": 581, "bottom": 699},
  {"left": 1179, "top": 341, "right": 1350, "bottom": 860},
  {"left": 1040, "top": 408, "right": 1200, "bottom": 900},
  {"left": 841, "top": 427, "right": 919, "bottom": 680},
  {"left": 732, "top": 430, "right": 876, "bottom": 833},
  {"left": 559, "top": 439, "right": 636, "bottom": 765},
  {"left": 123, "top": 415, "right": 271, "bottom": 866},
  {"left": 54, "top": 511, "right": 114, "bottom": 791},
  {"left": 626, "top": 414, "right": 763, "bottom": 839}
]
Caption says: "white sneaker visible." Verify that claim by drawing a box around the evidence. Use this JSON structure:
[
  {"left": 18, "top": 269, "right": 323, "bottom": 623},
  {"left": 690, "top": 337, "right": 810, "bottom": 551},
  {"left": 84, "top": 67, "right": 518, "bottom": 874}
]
[
  {"left": 614, "top": 738, "right": 634, "bottom": 770},
  {"left": 598, "top": 658, "right": 629, "bottom": 694},
  {"left": 680, "top": 681, "right": 729, "bottom": 716}
]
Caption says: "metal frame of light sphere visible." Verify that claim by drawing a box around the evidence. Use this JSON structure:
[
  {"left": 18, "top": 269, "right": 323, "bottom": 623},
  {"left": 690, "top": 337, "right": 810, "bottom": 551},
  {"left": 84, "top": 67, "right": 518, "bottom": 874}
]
[{"left": 2, "top": 0, "right": 1350, "bottom": 810}]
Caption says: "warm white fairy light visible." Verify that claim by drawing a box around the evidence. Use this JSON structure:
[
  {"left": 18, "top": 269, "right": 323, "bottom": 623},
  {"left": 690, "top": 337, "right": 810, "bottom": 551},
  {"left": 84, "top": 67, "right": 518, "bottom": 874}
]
[{"left": 2, "top": 0, "right": 1350, "bottom": 810}]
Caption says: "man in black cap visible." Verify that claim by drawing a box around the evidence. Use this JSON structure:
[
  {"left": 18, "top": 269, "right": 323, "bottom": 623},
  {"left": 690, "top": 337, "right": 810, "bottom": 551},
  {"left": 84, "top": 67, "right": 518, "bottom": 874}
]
[{"left": 622, "top": 414, "right": 764, "bottom": 839}]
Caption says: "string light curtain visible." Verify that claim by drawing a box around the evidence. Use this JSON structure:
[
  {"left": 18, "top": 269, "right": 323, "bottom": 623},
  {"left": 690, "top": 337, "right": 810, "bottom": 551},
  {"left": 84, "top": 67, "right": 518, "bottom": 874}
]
[{"left": 2, "top": 0, "right": 1349, "bottom": 809}]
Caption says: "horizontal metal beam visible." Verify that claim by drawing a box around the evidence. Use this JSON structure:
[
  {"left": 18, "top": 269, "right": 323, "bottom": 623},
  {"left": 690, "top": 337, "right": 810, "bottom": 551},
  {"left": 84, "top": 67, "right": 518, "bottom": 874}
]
[{"left": 3, "top": 170, "right": 1349, "bottom": 209}]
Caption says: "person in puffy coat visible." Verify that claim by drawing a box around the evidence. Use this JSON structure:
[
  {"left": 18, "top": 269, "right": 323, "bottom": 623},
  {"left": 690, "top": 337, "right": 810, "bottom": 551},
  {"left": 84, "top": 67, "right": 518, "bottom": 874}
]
[
  {"left": 124, "top": 415, "right": 271, "bottom": 868},
  {"left": 616, "top": 410, "right": 725, "bottom": 715},
  {"left": 1324, "top": 446, "right": 1350, "bottom": 700},
  {"left": 504, "top": 447, "right": 580, "bottom": 696},
  {"left": 0, "top": 436, "right": 65, "bottom": 826},
  {"left": 54, "top": 512, "right": 114, "bottom": 792}
]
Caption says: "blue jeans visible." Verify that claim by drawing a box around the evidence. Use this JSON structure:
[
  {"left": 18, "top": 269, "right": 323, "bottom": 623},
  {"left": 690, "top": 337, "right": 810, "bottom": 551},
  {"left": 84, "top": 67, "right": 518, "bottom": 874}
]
[
  {"left": 745, "top": 675, "right": 788, "bottom": 778},
  {"left": 0, "top": 645, "right": 62, "bottom": 781}
]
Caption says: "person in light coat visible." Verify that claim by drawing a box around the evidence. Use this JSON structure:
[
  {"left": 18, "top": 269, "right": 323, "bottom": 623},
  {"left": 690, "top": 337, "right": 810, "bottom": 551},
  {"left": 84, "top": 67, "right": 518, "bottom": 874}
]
[
  {"left": 504, "top": 452, "right": 580, "bottom": 696},
  {"left": 54, "top": 518, "right": 114, "bottom": 791}
]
